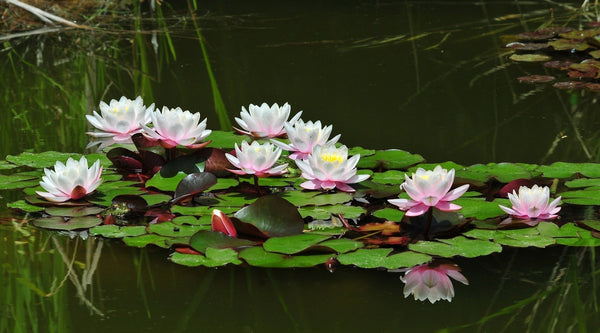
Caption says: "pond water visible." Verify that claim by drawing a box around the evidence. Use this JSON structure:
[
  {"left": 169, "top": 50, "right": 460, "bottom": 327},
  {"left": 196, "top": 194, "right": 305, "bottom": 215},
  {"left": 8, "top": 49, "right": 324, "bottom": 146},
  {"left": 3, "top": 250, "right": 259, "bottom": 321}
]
[{"left": 2, "top": 0, "right": 600, "bottom": 332}]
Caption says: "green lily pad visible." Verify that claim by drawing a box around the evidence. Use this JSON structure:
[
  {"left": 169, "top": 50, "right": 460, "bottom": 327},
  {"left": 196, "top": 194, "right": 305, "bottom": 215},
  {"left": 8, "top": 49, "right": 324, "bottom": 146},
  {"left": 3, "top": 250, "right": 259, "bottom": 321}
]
[
  {"left": 45, "top": 206, "right": 104, "bottom": 217},
  {"left": 207, "top": 131, "right": 245, "bottom": 149},
  {"left": 564, "top": 178, "right": 600, "bottom": 188},
  {"left": 409, "top": 236, "right": 502, "bottom": 258},
  {"left": 0, "top": 174, "right": 40, "bottom": 190},
  {"left": 263, "top": 233, "right": 332, "bottom": 254},
  {"left": 170, "top": 248, "right": 242, "bottom": 267},
  {"left": 238, "top": 246, "right": 331, "bottom": 268},
  {"left": 32, "top": 216, "right": 103, "bottom": 230},
  {"left": 6, "top": 152, "right": 81, "bottom": 168},
  {"left": 280, "top": 191, "right": 352, "bottom": 207},
  {"left": 370, "top": 170, "right": 405, "bottom": 185},
  {"left": 509, "top": 54, "right": 552, "bottom": 62},
  {"left": 210, "top": 178, "right": 239, "bottom": 191},
  {"left": 559, "top": 189, "right": 600, "bottom": 205},
  {"left": 122, "top": 234, "right": 172, "bottom": 248},
  {"left": 89, "top": 225, "right": 147, "bottom": 238},
  {"left": 298, "top": 205, "right": 365, "bottom": 219},
  {"left": 548, "top": 39, "right": 590, "bottom": 51},
  {"left": 348, "top": 146, "right": 376, "bottom": 157},
  {"left": 189, "top": 230, "right": 256, "bottom": 253},
  {"left": 7, "top": 200, "right": 44, "bottom": 213},
  {"left": 234, "top": 195, "right": 304, "bottom": 237},
  {"left": 538, "top": 162, "right": 600, "bottom": 178},
  {"left": 318, "top": 238, "right": 364, "bottom": 253},
  {"left": 453, "top": 197, "right": 509, "bottom": 220},
  {"left": 147, "top": 221, "right": 210, "bottom": 237},
  {"left": 337, "top": 248, "right": 431, "bottom": 269},
  {"left": 373, "top": 208, "right": 405, "bottom": 221},
  {"left": 357, "top": 149, "right": 424, "bottom": 170},
  {"left": 146, "top": 171, "right": 188, "bottom": 192}
]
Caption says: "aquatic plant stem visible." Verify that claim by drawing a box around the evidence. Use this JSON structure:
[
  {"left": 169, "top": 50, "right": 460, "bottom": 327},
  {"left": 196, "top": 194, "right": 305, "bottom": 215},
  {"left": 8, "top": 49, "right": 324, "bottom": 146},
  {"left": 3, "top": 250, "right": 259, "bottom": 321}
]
[
  {"left": 424, "top": 208, "right": 433, "bottom": 240},
  {"left": 253, "top": 174, "right": 262, "bottom": 196}
]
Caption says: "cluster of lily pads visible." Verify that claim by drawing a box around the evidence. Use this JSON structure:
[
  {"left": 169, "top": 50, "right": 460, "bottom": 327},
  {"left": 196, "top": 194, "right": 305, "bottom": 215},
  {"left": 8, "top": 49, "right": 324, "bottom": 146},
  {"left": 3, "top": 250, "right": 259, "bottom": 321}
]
[
  {"left": 508, "top": 25, "right": 600, "bottom": 90},
  {"left": 4, "top": 96, "right": 600, "bottom": 303}
]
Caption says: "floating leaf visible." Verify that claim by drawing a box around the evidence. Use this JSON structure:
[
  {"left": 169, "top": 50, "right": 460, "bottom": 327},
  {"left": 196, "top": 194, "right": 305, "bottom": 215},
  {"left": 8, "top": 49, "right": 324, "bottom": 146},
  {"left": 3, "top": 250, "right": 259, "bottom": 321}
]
[
  {"left": 170, "top": 248, "right": 242, "bottom": 267},
  {"left": 173, "top": 172, "right": 217, "bottom": 202},
  {"left": 234, "top": 195, "right": 304, "bottom": 237},
  {"left": 337, "top": 248, "right": 431, "bottom": 269},
  {"left": 148, "top": 221, "right": 209, "bottom": 237},
  {"left": 122, "top": 234, "right": 172, "bottom": 248},
  {"left": 318, "top": 238, "right": 364, "bottom": 253},
  {"left": 298, "top": 205, "right": 365, "bottom": 219},
  {"left": 538, "top": 162, "right": 600, "bottom": 178},
  {"left": 509, "top": 54, "right": 552, "bottom": 62},
  {"left": 189, "top": 230, "right": 256, "bottom": 253},
  {"left": 32, "top": 216, "right": 102, "bottom": 230},
  {"left": 552, "top": 81, "right": 586, "bottom": 90},
  {"left": 238, "top": 246, "right": 331, "bottom": 268},
  {"left": 263, "top": 234, "right": 332, "bottom": 254},
  {"left": 146, "top": 171, "right": 187, "bottom": 192},
  {"left": 280, "top": 191, "right": 352, "bottom": 207},
  {"left": 409, "top": 236, "right": 502, "bottom": 258},
  {"left": 89, "top": 225, "right": 147, "bottom": 238},
  {"left": 45, "top": 206, "right": 104, "bottom": 217},
  {"left": 373, "top": 208, "right": 405, "bottom": 221},
  {"left": 357, "top": 149, "right": 424, "bottom": 170},
  {"left": 453, "top": 197, "right": 509, "bottom": 220},
  {"left": 548, "top": 39, "right": 590, "bottom": 51},
  {"left": 7, "top": 200, "right": 44, "bottom": 213},
  {"left": 517, "top": 75, "right": 555, "bottom": 83}
]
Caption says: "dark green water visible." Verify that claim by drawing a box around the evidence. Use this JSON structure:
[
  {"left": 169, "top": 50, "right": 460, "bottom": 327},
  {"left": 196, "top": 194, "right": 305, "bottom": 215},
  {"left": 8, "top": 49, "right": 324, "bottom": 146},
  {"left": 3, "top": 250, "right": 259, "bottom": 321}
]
[{"left": 2, "top": 1, "right": 600, "bottom": 332}]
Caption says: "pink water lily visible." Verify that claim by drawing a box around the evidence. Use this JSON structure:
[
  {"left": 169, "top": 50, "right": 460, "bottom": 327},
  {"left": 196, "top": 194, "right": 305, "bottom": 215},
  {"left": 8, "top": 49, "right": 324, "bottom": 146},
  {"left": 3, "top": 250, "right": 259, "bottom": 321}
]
[
  {"left": 234, "top": 102, "right": 302, "bottom": 138},
  {"left": 272, "top": 119, "right": 340, "bottom": 160},
  {"left": 86, "top": 96, "right": 154, "bottom": 149},
  {"left": 295, "top": 143, "right": 369, "bottom": 192},
  {"left": 36, "top": 156, "right": 103, "bottom": 202},
  {"left": 499, "top": 185, "right": 561, "bottom": 220},
  {"left": 388, "top": 165, "right": 469, "bottom": 216},
  {"left": 225, "top": 140, "right": 288, "bottom": 177},
  {"left": 141, "top": 106, "right": 212, "bottom": 149},
  {"left": 401, "top": 263, "right": 469, "bottom": 303}
]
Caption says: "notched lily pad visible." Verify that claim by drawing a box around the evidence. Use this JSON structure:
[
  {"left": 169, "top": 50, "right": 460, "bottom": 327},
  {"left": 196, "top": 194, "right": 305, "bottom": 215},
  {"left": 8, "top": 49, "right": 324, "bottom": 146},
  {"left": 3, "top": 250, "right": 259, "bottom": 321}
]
[
  {"left": 262, "top": 233, "right": 332, "bottom": 254},
  {"left": 189, "top": 230, "right": 256, "bottom": 253},
  {"left": 33, "top": 216, "right": 103, "bottom": 230},
  {"left": 238, "top": 246, "right": 331, "bottom": 268},
  {"left": 45, "top": 206, "right": 104, "bottom": 217},
  {"left": 357, "top": 149, "right": 424, "bottom": 170},
  {"left": 337, "top": 248, "right": 431, "bottom": 269}
]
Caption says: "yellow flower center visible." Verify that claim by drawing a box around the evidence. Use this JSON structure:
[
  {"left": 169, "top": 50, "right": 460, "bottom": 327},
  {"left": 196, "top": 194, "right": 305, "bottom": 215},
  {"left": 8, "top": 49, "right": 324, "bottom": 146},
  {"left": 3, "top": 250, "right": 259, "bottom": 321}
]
[
  {"left": 321, "top": 153, "right": 344, "bottom": 163},
  {"left": 419, "top": 174, "right": 430, "bottom": 180}
]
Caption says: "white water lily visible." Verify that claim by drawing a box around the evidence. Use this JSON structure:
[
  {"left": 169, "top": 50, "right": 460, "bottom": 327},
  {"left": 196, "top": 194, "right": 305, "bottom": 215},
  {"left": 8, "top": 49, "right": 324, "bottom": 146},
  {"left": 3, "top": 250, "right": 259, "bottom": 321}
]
[
  {"left": 388, "top": 165, "right": 469, "bottom": 217},
  {"left": 141, "top": 106, "right": 212, "bottom": 148},
  {"left": 36, "top": 156, "right": 103, "bottom": 202},
  {"left": 272, "top": 119, "right": 341, "bottom": 160},
  {"left": 234, "top": 102, "right": 302, "bottom": 138},
  {"left": 499, "top": 185, "right": 561, "bottom": 220},
  {"left": 225, "top": 140, "right": 288, "bottom": 177},
  {"left": 86, "top": 96, "right": 154, "bottom": 149},
  {"left": 295, "top": 143, "right": 369, "bottom": 192}
]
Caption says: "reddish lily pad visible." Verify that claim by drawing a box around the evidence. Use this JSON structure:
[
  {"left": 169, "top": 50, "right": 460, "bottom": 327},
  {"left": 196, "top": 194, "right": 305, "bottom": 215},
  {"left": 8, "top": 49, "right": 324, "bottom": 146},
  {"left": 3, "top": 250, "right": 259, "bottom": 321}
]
[
  {"left": 548, "top": 39, "right": 590, "bottom": 51},
  {"left": 172, "top": 172, "right": 218, "bottom": 203},
  {"left": 517, "top": 75, "right": 555, "bottom": 83}
]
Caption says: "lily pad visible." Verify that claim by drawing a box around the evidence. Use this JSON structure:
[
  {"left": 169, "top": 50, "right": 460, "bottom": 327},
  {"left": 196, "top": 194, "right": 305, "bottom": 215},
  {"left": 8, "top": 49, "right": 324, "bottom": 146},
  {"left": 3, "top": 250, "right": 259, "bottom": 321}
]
[
  {"left": 263, "top": 233, "right": 332, "bottom": 254},
  {"left": 337, "top": 248, "right": 431, "bottom": 269},
  {"left": 32, "top": 216, "right": 103, "bottom": 230},
  {"left": 517, "top": 75, "right": 555, "bottom": 83},
  {"left": 89, "top": 225, "right": 147, "bottom": 238},
  {"left": 189, "top": 230, "right": 256, "bottom": 253},
  {"left": 509, "top": 54, "right": 552, "bottom": 62},
  {"left": 45, "top": 206, "right": 104, "bottom": 217},
  {"left": 7, "top": 200, "right": 44, "bottom": 213},
  {"left": 453, "top": 197, "right": 509, "bottom": 220},
  {"left": 122, "top": 234, "right": 173, "bottom": 248},
  {"left": 170, "top": 248, "right": 242, "bottom": 267},
  {"left": 147, "top": 221, "right": 210, "bottom": 237},
  {"left": 238, "top": 246, "right": 331, "bottom": 268},
  {"left": 280, "top": 191, "right": 352, "bottom": 207},
  {"left": 234, "top": 195, "right": 304, "bottom": 237},
  {"left": 373, "top": 208, "right": 406, "bottom": 221},
  {"left": 409, "top": 236, "right": 502, "bottom": 258},
  {"left": 146, "top": 171, "right": 188, "bottom": 192},
  {"left": 357, "top": 149, "right": 424, "bottom": 170},
  {"left": 298, "top": 205, "right": 365, "bottom": 220}
]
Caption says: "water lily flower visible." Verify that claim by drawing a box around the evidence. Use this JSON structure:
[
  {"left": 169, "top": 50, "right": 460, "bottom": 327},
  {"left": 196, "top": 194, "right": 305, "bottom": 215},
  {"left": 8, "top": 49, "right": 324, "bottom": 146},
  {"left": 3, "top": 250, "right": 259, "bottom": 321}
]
[
  {"left": 401, "top": 263, "right": 469, "bottom": 304},
  {"left": 234, "top": 102, "right": 302, "bottom": 138},
  {"left": 36, "top": 156, "right": 103, "bottom": 202},
  {"left": 499, "top": 185, "right": 561, "bottom": 220},
  {"left": 141, "top": 106, "right": 212, "bottom": 149},
  {"left": 225, "top": 140, "right": 288, "bottom": 177},
  {"left": 86, "top": 96, "right": 154, "bottom": 149},
  {"left": 295, "top": 143, "right": 369, "bottom": 192},
  {"left": 272, "top": 119, "right": 341, "bottom": 160},
  {"left": 388, "top": 165, "right": 469, "bottom": 217}
]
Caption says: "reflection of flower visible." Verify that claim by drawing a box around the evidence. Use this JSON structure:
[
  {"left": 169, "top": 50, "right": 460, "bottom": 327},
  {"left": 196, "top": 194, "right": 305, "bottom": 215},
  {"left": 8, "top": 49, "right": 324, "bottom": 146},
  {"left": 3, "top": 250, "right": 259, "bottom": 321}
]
[
  {"left": 225, "top": 140, "right": 288, "bottom": 177},
  {"left": 272, "top": 119, "right": 340, "bottom": 160},
  {"left": 499, "top": 185, "right": 561, "bottom": 220},
  {"left": 36, "top": 156, "right": 103, "bottom": 202},
  {"left": 86, "top": 96, "right": 154, "bottom": 149},
  {"left": 388, "top": 165, "right": 469, "bottom": 217},
  {"left": 141, "top": 107, "right": 211, "bottom": 148},
  {"left": 295, "top": 143, "right": 369, "bottom": 192},
  {"left": 234, "top": 102, "right": 302, "bottom": 138},
  {"left": 401, "top": 263, "right": 469, "bottom": 304}
]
